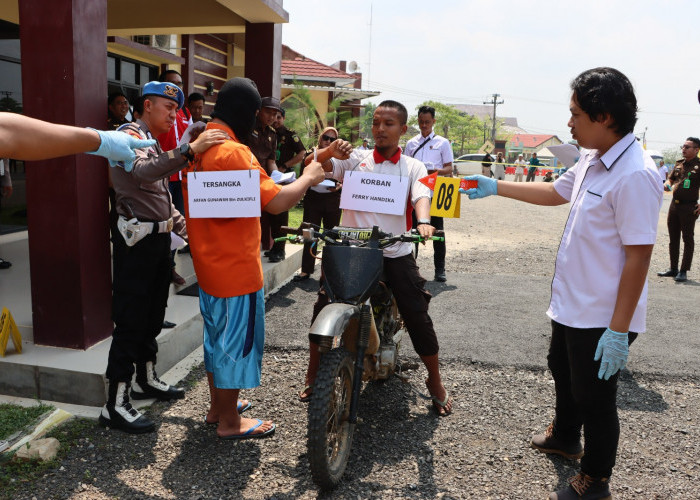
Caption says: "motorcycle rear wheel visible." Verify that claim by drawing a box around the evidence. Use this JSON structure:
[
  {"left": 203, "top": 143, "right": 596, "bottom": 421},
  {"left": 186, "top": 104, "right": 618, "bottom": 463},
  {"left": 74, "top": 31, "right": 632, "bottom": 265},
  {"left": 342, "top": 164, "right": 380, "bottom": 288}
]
[{"left": 307, "top": 348, "right": 355, "bottom": 490}]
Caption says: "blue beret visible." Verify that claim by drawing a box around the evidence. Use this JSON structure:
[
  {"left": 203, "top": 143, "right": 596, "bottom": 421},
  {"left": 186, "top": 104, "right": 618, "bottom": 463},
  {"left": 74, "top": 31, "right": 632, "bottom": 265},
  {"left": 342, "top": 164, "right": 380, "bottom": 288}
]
[{"left": 142, "top": 81, "right": 184, "bottom": 110}]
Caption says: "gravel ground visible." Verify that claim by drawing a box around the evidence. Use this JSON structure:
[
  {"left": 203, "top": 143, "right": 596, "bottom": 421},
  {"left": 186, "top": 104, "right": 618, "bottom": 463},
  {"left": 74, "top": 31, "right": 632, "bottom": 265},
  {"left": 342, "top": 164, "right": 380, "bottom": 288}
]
[{"left": 6, "top": 188, "right": 700, "bottom": 500}]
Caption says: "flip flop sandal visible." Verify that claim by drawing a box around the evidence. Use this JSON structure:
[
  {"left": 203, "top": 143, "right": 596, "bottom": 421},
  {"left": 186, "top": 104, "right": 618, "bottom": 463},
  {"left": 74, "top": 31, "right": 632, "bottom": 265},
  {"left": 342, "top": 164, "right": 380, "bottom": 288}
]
[
  {"left": 218, "top": 419, "right": 276, "bottom": 440},
  {"left": 426, "top": 378, "right": 453, "bottom": 417},
  {"left": 204, "top": 400, "right": 252, "bottom": 425},
  {"left": 298, "top": 385, "right": 313, "bottom": 403}
]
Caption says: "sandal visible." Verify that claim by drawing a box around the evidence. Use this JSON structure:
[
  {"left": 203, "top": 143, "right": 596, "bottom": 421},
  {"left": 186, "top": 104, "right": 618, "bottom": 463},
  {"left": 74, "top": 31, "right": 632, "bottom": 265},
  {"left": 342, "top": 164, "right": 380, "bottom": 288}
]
[
  {"left": 426, "top": 378, "right": 453, "bottom": 417},
  {"left": 298, "top": 385, "right": 313, "bottom": 402}
]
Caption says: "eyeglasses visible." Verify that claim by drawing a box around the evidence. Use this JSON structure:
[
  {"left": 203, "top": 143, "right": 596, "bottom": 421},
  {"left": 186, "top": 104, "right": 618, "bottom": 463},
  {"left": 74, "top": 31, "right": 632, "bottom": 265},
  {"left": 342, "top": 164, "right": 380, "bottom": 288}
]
[
  {"left": 321, "top": 134, "right": 337, "bottom": 142},
  {"left": 681, "top": 145, "right": 698, "bottom": 150}
]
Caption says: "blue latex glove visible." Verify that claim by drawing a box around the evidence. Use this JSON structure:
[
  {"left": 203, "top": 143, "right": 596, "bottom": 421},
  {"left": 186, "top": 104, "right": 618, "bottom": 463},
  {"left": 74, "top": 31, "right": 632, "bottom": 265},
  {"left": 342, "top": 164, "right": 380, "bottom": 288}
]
[
  {"left": 86, "top": 128, "right": 156, "bottom": 172},
  {"left": 459, "top": 175, "right": 498, "bottom": 199},
  {"left": 594, "top": 328, "right": 629, "bottom": 380}
]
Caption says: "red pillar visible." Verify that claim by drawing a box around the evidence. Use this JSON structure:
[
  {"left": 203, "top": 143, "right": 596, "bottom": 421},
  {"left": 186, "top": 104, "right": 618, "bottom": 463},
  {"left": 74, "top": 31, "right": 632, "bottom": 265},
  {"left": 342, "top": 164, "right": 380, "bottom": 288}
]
[
  {"left": 244, "top": 22, "right": 282, "bottom": 98},
  {"left": 19, "top": 0, "right": 112, "bottom": 349}
]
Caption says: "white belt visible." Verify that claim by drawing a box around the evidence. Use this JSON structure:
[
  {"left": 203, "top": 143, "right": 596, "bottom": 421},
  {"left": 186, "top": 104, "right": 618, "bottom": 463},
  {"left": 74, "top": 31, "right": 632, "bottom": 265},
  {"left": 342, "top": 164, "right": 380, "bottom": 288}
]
[{"left": 117, "top": 216, "right": 173, "bottom": 247}]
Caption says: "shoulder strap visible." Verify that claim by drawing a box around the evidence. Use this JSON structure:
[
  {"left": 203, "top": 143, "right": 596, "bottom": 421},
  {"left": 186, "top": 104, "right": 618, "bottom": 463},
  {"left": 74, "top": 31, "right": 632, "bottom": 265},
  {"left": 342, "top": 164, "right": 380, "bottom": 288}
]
[{"left": 409, "top": 135, "right": 432, "bottom": 158}]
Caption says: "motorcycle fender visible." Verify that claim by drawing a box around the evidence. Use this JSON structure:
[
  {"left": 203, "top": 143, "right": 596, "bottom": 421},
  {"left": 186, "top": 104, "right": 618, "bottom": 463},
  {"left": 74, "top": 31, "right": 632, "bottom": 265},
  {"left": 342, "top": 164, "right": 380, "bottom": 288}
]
[{"left": 309, "top": 303, "right": 359, "bottom": 338}]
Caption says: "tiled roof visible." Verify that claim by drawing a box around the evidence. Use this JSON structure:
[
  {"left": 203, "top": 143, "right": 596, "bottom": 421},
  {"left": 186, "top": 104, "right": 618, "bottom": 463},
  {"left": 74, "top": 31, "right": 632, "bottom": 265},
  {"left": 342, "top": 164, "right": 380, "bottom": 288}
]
[
  {"left": 508, "top": 134, "right": 555, "bottom": 148},
  {"left": 281, "top": 46, "right": 354, "bottom": 80}
]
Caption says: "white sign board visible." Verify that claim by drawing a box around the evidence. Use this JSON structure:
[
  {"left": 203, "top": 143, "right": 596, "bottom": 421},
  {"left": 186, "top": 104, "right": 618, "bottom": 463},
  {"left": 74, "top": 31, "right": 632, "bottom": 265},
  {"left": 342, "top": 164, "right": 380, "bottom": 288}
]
[
  {"left": 339, "top": 171, "right": 410, "bottom": 216},
  {"left": 187, "top": 170, "right": 261, "bottom": 218}
]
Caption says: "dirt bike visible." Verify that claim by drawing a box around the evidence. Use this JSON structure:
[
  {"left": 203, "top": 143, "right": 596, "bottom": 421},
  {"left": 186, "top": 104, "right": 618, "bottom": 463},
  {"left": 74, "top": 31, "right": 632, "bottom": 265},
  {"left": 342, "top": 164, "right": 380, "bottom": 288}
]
[{"left": 278, "top": 223, "right": 444, "bottom": 490}]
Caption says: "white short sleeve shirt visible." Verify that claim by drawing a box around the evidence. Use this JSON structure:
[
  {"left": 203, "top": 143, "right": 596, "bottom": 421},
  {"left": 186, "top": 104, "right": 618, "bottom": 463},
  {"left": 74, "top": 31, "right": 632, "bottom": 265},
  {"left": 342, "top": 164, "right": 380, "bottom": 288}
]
[
  {"left": 547, "top": 134, "right": 663, "bottom": 333},
  {"left": 405, "top": 133, "right": 454, "bottom": 172},
  {"left": 331, "top": 149, "right": 430, "bottom": 258}
]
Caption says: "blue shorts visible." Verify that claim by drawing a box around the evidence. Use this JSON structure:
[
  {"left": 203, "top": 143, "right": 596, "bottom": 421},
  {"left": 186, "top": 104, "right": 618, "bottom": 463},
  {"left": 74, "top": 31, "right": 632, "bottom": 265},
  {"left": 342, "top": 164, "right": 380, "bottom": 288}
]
[{"left": 199, "top": 287, "right": 265, "bottom": 390}]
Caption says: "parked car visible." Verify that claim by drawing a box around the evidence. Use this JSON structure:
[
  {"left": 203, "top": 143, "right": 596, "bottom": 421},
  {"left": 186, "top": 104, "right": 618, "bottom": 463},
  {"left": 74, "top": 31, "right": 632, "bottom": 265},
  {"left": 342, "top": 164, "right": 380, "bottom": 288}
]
[{"left": 453, "top": 153, "right": 493, "bottom": 175}]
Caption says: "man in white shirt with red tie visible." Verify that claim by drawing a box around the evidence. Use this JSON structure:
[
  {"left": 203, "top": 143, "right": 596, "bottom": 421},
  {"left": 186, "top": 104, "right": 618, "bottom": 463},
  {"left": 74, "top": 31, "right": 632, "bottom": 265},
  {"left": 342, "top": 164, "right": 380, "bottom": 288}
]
[
  {"left": 300, "top": 100, "right": 453, "bottom": 416},
  {"left": 405, "top": 105, "right": 454, "bottom": 282},
  {"left": 462, "top": 67, "right": 662, "bottom": 500}
]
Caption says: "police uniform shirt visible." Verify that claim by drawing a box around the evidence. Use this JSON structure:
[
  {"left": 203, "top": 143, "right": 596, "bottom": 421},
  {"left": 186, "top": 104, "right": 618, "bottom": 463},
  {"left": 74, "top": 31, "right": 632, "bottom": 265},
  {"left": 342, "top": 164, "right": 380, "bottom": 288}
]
[
  {"left": 111, "top": 120, "right": 188, "bottom": 239},
  {"left": 276, "top": 125, "right": 306, "bottom": 170},
  {"left": 546, "top": 133, "right": 662, "bottom": 333},
  {"left": 246, "top": 119, "right": 277, "bottom": 174},
  {"left": 668, "top": 157, "right": 700, "bottom": 203},
  {"left": 404, "top": 132, "right": 454, "bottom": 172}
]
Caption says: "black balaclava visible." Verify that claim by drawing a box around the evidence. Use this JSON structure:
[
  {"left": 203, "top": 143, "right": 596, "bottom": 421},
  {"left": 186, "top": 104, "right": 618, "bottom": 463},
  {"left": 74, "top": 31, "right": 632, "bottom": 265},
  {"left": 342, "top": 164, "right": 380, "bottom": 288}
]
[{"left": 211, "top": 77, "right": 261, "bottom": 140}]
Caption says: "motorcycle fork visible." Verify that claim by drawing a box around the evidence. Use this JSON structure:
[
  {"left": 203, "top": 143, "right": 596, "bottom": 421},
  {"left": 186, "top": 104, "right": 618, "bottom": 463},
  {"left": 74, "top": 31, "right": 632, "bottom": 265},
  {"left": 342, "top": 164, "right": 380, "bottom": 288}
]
[{"left": 348, "top": 302, "right": 371, "bottom": 424}]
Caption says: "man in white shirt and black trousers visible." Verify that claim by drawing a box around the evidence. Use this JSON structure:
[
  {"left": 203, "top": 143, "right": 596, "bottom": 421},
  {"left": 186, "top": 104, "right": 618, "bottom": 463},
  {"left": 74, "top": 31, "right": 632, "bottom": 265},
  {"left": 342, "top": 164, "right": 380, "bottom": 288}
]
[
  {"left": 405, "top": 105, "right": 454, "bottom": 282},
  {"left": 462, "top": 67, "right": 662, "bottom": 499}
]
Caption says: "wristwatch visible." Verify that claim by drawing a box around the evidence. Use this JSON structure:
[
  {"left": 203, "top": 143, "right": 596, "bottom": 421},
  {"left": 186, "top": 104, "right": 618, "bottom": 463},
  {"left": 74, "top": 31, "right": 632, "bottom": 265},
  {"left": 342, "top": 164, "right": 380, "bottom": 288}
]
[
  {"left": 179, "top": 143, "right": 194, "bottom": 161},
  {"left": 417, "top": 219, "right": 431, "bottom": 225}
]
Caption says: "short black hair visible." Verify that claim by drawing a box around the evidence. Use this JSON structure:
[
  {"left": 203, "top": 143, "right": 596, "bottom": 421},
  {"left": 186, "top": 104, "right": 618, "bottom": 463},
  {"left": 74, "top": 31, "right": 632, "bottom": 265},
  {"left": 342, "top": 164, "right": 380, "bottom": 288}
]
[
  {"left": 377, "top": 100, "right": 408, "bottom": 125},
  {"left": 570, "top": 67, "right": 637, "bottom": 135},
  {"left": 187, "top": 92, "right": 205, "bottom": 103},
  {"left": 418, "top": 105, "right": 435, "bottom": 119},
  {"left": 158, "top": 69, "right": 181, "bottom": 82},
  {"left": 108, "top": 91, "right": 126, "bottom": 106},
  {"left": 132, "top": 96, "right": 145, "bottom": 118},
  {"left": 687, "top": 137, "right": 700, "bottom": 148}
]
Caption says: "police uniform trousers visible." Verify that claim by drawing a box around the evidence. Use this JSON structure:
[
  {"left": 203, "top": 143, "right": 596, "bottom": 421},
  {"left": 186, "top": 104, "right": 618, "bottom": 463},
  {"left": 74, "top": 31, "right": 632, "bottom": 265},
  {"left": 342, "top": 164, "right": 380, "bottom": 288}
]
[
  {"left": 300, "top": 190, "right": 342, "bottom": 275},
  {"left": 667, "top": 201, "right": 698, "bottom": 271},
  {"left": 310, "top": 253, "right": 438, "bottom": 357},
  {"left": 107, "top": 230, "right": 172, "bottom": 382}
]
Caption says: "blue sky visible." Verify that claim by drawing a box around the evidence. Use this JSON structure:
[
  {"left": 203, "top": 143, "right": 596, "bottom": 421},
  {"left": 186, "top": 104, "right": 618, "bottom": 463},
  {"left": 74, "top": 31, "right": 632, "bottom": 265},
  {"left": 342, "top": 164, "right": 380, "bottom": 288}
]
[{"left": 282, "top": 0, "right": 700, "bottom": 153}]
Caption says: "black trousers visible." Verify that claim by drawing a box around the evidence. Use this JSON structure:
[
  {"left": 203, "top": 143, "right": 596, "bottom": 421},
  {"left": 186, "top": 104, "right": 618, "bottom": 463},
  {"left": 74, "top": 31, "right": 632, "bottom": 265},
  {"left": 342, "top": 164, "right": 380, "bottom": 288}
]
[
  {"left": 300, "top": 190, "right": 342, "bottom": 274},
  {"left": 411, "top": 211, "right": 446, "bottom": 272},
  {"left": 548, "top": 321, "right": 637, "bottom": 479},
  {"left": 270, "top": 210, "right": 289, "bottom": 255},
  {"left": 107, "top": 232, "right": 171, "bottom": 382},
  {"left": 310, "top": 254, "right": 438, "bottom": 356},
  {"left": 667, "top": 202, "right": 698, "bottom": 271}
]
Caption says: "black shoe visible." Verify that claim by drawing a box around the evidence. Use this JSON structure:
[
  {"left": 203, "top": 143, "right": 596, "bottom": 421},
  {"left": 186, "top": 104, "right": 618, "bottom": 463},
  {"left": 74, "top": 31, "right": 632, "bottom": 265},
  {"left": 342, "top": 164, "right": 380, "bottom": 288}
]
[
  {"left": 0, "top": 258, "right": 11, "bottom": 269},
  {"left": 162, "top": 320, "right": 176, "bottom": 329},
  {"left": 131, "top": 362, "right": 185, "bottom": 401},
  {"left": 263, "top": 250, "right": 272, "bottom": 257},
  {"left": 434, "top": 270, "right": 447, "bottom": 282},
  {"left": 657, "top": 268, "right": 678, "bottom": 277},
  {"left": 531, "top": 423, "right": 583, "bottom": 460},
  {"left": 99, "top": 382, "right": 155, "bottom": 434},
  {"left": 268, "top": 252, "right": 285, "bottom": 263},
  {"left": 674, "top": 270, "right": 688, "bottom": 282},
  {"left": 293, "top": 272, "right": 310, "bottom": 282},
  {"left": 178, "top": 245, "right": 190, "bottom": 254},
  {"left": 549, "top": 472, "right": 611, "bottom": 500}
]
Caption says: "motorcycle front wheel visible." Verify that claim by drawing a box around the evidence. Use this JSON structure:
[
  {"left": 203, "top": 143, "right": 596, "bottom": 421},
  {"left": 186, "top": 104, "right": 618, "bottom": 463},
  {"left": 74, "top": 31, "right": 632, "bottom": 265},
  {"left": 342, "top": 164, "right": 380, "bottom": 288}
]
[{"left": 307, "top": 347, "right": 355, "bottom": 490}]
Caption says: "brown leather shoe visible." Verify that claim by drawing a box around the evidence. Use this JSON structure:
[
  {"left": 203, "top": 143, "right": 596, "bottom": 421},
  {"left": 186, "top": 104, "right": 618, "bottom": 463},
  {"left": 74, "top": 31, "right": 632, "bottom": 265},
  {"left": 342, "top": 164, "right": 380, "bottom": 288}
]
[
  {"left": 549, "top": 472, "right": 611, "bottom": 500},
  {"left": 531, "top": 423, "right": 583, "bottom": 460}
]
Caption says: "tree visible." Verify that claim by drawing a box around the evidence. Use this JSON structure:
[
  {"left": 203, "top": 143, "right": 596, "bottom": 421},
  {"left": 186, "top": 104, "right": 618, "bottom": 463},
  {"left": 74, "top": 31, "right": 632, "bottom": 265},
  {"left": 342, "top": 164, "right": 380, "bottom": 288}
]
[
  {"left": 359, "top": 102, "right": 376, "bottom": 142},
  {"left": 662, "top": 146, "right": 681, "bottom": 166},
  {"left": 408, "top": 101, "right": 487, "bottom": 156}
]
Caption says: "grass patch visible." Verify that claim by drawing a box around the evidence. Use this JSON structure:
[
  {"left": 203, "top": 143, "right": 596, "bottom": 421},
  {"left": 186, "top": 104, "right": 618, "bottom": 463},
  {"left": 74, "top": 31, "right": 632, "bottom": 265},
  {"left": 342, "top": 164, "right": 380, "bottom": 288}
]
[
  {"left": 0, "top": 417, "right": 94, "bottom": 500},
  {"left": 0, "top": 403, "right": 53, "bottom": 441},
  {"left": 288, "top": 205, "right": 303, "bottom": 228}
]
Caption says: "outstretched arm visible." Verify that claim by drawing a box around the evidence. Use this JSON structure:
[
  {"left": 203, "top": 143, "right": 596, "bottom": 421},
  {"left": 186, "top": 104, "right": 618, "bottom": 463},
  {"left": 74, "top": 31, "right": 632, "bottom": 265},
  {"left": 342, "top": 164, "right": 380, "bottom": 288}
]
[
  {"left": 303, "top": 140, "right": 353, "bottom": 171},
  {"left": 461, "top": 175, "right": 568, "bottom": 206}
]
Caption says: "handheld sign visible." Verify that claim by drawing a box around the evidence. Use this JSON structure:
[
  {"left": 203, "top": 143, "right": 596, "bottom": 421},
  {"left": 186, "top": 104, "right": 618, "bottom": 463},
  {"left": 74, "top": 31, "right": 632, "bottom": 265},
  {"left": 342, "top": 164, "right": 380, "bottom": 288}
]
[
  {"left": 187, "top": 170, "right": 261, "bottom": 218},
  {"left": 418, "top": 171, "right": 439, "bottom": 190},
  {"left": 430, "top": 177, "right": 461, "bottom": 218},
  {"left": 460, "top": 178, "right": 478, "bottom": 190},
  {"left": 340, "top": 171, "right": 410, "bottom": 216}
]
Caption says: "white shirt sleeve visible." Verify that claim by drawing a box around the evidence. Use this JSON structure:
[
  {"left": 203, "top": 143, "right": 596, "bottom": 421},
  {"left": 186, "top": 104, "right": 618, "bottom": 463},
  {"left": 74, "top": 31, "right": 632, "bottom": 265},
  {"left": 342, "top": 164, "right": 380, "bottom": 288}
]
[
  {"left": 613, "top": 169, "right": 663, "bottom": 246},
  {"left": 439, "top": 139, "right": 454, "bottom": 164},
  {"left": 409, "top": 159, "right": 430, "bottom": 205}
]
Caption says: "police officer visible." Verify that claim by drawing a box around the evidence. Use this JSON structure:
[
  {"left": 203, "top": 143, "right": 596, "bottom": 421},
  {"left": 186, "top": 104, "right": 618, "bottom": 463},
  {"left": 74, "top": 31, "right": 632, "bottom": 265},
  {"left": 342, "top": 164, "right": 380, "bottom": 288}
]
[
  {"left": 246, "top": 96, "right": 280, "bottom": 259},
  {"left": 271, "top": 107, "right": 306, "bottom": 262},
  {"left": 657, "top": 136, "right": 700, "bottom": 282},
  {"left": 100, "top": 81, "right": 227, "bottom": 434}
]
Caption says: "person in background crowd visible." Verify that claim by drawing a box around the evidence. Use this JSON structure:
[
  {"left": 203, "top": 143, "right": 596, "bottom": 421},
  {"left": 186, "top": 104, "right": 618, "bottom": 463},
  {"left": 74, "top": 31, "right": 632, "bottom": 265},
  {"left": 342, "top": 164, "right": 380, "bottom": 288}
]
[
  {"left": 527, "top": 152, "right": 542, "bottom": 182},
  {"left": 181, "top": 77, "right": 326, "bottom": 439},
  {"left": 543, "top": 170, "right": 554, "bottom": 182},
  {"left": 657, "top": 159, "right": 668, "bottom": 180},
  {"left": 513, "top": 153, "right": 526, "bottom": 182},
  {"left": 405, "top": 105, "right": 454, "bottom": 282},
  {"left": 132, "top": 96, "right": 145, "bottom": 122},
  {"left": 462, "top": 67, "right": 662, "bottom": 500},
  {"left": 155, "top": 70, "right": 192, "bottom": 286},
  {"left": 481, "top": 152, "right": 493, "bottom": 177},
  {"left": 187, "top": 92, "right": 206, "bottom": 124},
  {"left": 294, "top": 127, "right": 343, "bottom": 282},
  {"left": 101, "top": 81, "right": 227, "bottom": 434},
  {"left": 358, "top": 138, "right": 370, "bottom": 150},
  {"left": 107, "top": 92, "right": 130, "bottom": 130},
  {"left": 246, "top": 96, "right": 281, "bottom": 261},
  {"left": 493, "top": 152, "right": 506, "bottom": 180},
  {"left": 657, "top": 137, "right": 700, "bottom": 282}
]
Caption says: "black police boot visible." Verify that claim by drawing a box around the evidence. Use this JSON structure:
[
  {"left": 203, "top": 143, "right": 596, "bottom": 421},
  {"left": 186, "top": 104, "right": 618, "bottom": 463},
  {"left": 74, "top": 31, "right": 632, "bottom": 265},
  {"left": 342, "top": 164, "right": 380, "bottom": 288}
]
[
  {"left": 434, "top": 269, "right": 447, "bottom": 282},
  {"left": 131, "top": 361, "right": 185, "bottom": 401},
  {"left": 99, "top": 381, "right": 155, "bottom": 434},
  {"left": 549, "top": 472, "right": 612, "bottom": 500},
  {"left": 657, "top": 268, "right": 678, "bottom": 277},
  {"left": 674, "top": 270, "right": 688, "bottom": 282},
  {"left": 531, "top": 423, "right": 583, "bottom": 460}
]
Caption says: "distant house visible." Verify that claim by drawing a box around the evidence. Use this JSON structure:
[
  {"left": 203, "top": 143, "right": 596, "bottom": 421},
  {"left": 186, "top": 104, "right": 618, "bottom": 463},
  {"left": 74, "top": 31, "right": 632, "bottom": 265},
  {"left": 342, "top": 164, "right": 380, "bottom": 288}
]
[
  {"left": 280, "top": 45, "right": 379, "bottom": 141},
  {"left": 507, "top": 134, "right": 563, "bottom": 161}
]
